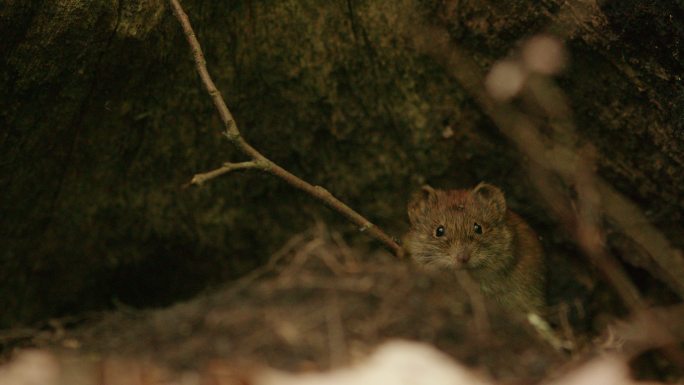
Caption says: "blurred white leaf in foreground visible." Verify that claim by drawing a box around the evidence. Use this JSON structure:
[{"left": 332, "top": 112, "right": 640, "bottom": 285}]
[
  {"left": 522, "top": 35, "right": 567, "bottom": 75},
  {"left": 254, "top": 340, "right": 491, "bottom": 385},
  {"left": 0, "top": 350, "right": 59, "bottom": 385},
  {"left": 485, "top": 60, "right": 527, "bottom": 101}
]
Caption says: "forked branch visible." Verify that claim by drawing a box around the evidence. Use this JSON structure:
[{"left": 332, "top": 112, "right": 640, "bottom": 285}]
[{"left": 169, "top": 0, "right": 402, "bottom": 257}]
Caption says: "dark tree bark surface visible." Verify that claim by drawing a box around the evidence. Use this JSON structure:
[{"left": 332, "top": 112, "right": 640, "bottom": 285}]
[{"left": 1, "top": 0, "right": 682, "bottom": 327}]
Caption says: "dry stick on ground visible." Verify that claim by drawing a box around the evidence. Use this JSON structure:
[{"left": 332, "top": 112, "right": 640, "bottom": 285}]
[{"left": 169, "top": 0, "right": 402, "bottom": 257}]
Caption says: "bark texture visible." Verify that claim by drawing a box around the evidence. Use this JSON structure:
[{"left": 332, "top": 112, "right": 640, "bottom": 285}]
[{"left": 1, "top": 0, "right": 682, "bottom": 326}]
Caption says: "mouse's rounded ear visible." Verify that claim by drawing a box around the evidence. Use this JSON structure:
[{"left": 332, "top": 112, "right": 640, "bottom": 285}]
[
  {"left": 472, "top": 182, "right": 506, "bottom": 220},
  {"left": 407, "top": 185, "right": 437, "bottom": 225}
]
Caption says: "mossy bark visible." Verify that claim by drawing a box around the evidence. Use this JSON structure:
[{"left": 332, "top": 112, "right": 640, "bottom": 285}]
[{"left": 1, "top": 0, "right": 682, "bottom": 326}]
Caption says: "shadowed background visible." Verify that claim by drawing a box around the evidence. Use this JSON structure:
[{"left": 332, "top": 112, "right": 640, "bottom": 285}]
[{"left": 1, "top": 0, "right": 682, "bottom": 328}]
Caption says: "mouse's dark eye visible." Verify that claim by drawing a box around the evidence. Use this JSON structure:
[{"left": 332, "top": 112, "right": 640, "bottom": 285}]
[
  {"left": 473, "top": 223, "right": 483, "bottom": 234},
  {"left": 435, "top": 225, "right": 446, "bottom": 237}
]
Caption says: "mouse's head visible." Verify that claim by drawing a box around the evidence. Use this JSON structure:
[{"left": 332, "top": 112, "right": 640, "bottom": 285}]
[{"left": 405, "top": 183, "right": 514, "bottom": 270}]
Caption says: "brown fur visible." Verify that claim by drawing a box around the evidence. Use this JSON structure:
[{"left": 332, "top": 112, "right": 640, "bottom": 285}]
[{"left": 404, "top": 183, "right": 545, "bottom": 312}]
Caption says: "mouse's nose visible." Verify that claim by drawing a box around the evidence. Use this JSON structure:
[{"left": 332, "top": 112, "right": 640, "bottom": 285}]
[{"left": 450, "top": 243, "right": 470, "bottom": 264}]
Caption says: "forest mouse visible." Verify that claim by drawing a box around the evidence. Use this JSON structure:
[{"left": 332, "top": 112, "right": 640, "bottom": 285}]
[{"left": 404, "top": 183, "right": 546, "bottom": 313}]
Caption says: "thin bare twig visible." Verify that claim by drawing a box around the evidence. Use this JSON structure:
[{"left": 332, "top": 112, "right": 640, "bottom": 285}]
[
  {"left": 169, "top": 0, "right": 402, "bottom": 257},
  {"left": 325, "top": 292, "right": 348, "bottom": 367},
  {"left": 187, "top": 161, "right": 264, "bottom": 187},
  {"left": 454, "top": 271, "right": 490, "bottom": 339}
]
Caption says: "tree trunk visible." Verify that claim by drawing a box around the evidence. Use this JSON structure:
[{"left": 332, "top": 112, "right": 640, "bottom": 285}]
[{"left": 1, "top": 0, "right": 682, "bottom": 326}]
